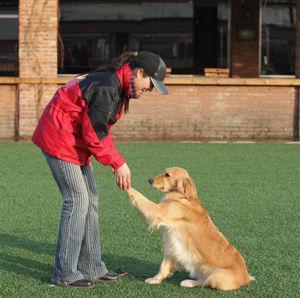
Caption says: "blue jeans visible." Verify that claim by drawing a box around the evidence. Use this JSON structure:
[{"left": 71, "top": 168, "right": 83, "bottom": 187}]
[{"left": 42, "top": 151, "right": 108, "bottom": 285}]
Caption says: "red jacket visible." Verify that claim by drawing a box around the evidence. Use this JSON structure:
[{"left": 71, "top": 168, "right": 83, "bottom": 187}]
[{"left": 32, "top": 64, "right": 132, "bottom": 170}]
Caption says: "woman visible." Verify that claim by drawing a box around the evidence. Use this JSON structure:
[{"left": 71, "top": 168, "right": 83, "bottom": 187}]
[{"left": 32, "top": 51, "right": 168, "bottom": 288}]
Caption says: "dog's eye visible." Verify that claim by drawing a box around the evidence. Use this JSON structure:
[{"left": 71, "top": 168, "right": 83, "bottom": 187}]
[{"left": 165, "top": 173, "right": 170, "bottom": 177}]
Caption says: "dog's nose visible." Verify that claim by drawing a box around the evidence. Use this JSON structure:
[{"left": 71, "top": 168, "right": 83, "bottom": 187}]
[{"left": 149, "top": 178, "right": 153, "bottom": 185}]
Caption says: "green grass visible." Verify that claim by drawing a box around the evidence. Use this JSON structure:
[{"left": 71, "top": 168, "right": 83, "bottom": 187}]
[{"left": 0, "top": 142, "right": 299, "bottom": 297}]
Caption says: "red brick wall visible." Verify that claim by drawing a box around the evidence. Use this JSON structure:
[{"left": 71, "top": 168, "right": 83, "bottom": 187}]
[
  {"left": 0, "top": 83, "right": 297, "bottom": 141},
  {"left": 0, "top": 85, "right": 16, "bottom": 139},
  {"left": 18, "top": 0, "right": 58, "bottom": 138},
  {"left": 111, "top": 85, "right": 297, "bottom": 141},
  {"left": 18, "top": 83, "right": 58, "bottom": 136},
  {"left": 231, "top": 0, "right": 260, "bottom": 77},
  {"left": 19, "top": 0, "right": 58, "bottom": 78}
]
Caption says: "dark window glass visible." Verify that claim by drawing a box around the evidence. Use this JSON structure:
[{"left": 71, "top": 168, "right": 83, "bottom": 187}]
[
  {"left": 59, "top": 0, "right": 229, "bottom": 75},
  {"left": 261, "top": 0, "right": 295, "bottom": 75},
  {"left": 0, "top": 1, "right": 19, "bottom": 76},
  {"left": 217, "top": 2, "right": 229, "bottom": 68}
]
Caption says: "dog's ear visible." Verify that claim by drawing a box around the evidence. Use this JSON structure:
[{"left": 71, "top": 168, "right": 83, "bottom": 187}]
[{"left": 176, "top": 177, "right": 198, "bottom": 201}]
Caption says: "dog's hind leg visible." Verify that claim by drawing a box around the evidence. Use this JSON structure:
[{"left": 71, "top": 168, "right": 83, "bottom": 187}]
[
  {"left": 180, "top": 279, "right": 203, "bottom": 288},
  {"left": 203, "top": 269, "right": 243, "bottom": 291},
  {"left": 182, "top": 267, "right": 214, "bottom": 288},
  {"left": 145, "top": 257, "right": 176, "bottom": 285}
]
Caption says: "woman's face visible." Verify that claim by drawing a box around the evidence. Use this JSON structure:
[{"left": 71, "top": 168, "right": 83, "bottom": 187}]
[{"left": 133, "top": 68, "right": 154, "bottom": 98}]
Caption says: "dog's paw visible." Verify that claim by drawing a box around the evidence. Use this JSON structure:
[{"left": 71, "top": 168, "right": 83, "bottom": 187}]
[
  {"left": 126, "top": 188, "right": 136, "bottom": 197},
  {"left": 145, "top": 277, "right": 161, "bottom": 285},
  {"left": 180, "top": 279, "right": 198, "bottom": 288},
  {"left": 127, "top": 188, "right": 138, "bottom": 198},
  {"left": 127, "top": 187, "right": 137, "bottom": 194},
  {"left": 127, "top": 188, "right": 143, "bottom": 205}
]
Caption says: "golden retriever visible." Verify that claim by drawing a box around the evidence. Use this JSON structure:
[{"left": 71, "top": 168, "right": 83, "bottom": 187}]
[{"left": 126, "top": 167, "right": 254, "bottom": 291}]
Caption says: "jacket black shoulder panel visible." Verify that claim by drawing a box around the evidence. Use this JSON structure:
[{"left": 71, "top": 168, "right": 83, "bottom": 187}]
[
  {"left": 78, "top": 71, "right": 121, "bottom": 103},
  {"left": 78, "top": 71, "right": 124, "bottom": 140}
]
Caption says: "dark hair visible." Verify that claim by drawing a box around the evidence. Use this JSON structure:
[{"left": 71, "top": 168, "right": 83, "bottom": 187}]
[
  {"left": 109, "top": 51, "right": 149, "bottom": 75},
  {"left": 109, "top": 51, "right": 136, "bottom": 70},
  {"left": 93, "top": 51, "right": 137, "bottom": 71}
]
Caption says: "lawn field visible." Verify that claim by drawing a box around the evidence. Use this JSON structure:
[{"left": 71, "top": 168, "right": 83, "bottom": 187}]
[{"left": 0, "top": 142, "right": 299, "bottom": 297}]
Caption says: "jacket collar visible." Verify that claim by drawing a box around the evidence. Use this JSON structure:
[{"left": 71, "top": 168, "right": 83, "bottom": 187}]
[{"left": 115, "top": 63, "right": 131, "bottom": 99}]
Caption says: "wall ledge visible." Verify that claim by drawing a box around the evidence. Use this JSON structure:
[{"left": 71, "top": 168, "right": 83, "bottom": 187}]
[{"left": 1, "top": 75, "right": 300, "bottom": 86}]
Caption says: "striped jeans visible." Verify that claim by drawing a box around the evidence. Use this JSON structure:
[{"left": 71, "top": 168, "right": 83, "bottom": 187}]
[{"left": 42, "top": 151, "right": 108, "bottom": 285}]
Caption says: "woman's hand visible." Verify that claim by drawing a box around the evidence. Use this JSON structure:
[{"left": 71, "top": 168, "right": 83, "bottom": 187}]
[{"left": 115, "top": 163, "right": 131, "bottom": 191}]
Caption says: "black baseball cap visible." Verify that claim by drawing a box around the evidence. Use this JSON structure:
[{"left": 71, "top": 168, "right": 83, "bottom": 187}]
[{"left": 131, "top": 51, "right": 168, "bottom": 95}]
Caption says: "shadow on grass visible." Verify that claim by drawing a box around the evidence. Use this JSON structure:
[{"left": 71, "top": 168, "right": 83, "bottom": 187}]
[
  {"left": 103, "top": 253, "right": 188, "bottom": 286},
  {"left": 0, "top": 252, "right": 52, "bottom": 282},
  {"left": 0, "top": 234, "right": 54, "bottom": 282},
  {"left": 103, "top": 253, "right": 158, "bottom": 281},
  {"left": 0, "top": 234, "right": 186, "bottom": 285},
  {"left": 0, "top": 233, "right": 55, "bottom": 255}
]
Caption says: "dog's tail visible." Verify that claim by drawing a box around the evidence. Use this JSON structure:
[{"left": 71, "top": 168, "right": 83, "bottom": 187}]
[{"left": 249, "top": 275, "right": 255, "bottom": 281}]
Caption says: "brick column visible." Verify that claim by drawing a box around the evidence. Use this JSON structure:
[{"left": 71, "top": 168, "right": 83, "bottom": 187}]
[
  {"left": 18, "top": 0, "right": 58, "bottom": 138},
  {"left": 295, "top": 0, "right": 300, "bottom": 141},
  {"left": 230, "top": 0, "right": 260, "bottom": 77},
  {"left": 296, "top": 0, "right": 300, "bottom": 77}
]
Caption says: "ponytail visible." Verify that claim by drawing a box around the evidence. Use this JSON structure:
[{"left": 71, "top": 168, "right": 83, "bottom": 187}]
[
  {"left": 91, "top": 51, "right": 138, "bottom": 72},
  {"left": 109, "top": 51, "right": 138, "bottom": 70}
]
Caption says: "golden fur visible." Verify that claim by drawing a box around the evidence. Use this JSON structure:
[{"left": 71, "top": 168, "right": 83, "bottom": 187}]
[{"left": 126, "top": 167, "right": 253, "bottom": 291}]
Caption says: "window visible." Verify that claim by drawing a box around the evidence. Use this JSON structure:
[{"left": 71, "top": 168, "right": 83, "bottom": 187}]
[
  {"left": 261, "top": 0, "right": 295, "bottom": 76},
  {"left": 59, "top": 0, "right": 229, "bottom": 75},
  {"left": 0, "top": 0, "right": 18, "bottom": 76}
]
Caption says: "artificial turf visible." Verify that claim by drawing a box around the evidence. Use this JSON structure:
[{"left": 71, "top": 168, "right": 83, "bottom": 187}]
[{"left": 0, "top": 142, "right": 299, "bottom": 297}]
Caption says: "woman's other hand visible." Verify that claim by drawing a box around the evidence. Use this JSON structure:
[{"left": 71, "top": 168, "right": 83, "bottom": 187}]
[{"left": 115, "top": 163, "right": 131, "bottom": 191}]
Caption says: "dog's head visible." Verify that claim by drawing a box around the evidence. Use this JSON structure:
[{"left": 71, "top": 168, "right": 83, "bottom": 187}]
[{"left": 149, "top": 167, "right": 198, "bottom": 201}]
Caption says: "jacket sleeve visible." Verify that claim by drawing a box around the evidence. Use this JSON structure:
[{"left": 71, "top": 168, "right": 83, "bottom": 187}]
[{"left": 81, "top": 86, "right": 125, "bottom": 170}]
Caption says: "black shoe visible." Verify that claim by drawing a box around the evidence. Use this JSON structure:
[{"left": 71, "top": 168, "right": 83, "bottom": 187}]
[
  {"left": 115, "top": 268, "right": 129, "bottom": 277},
  {"left": 49, "top": 279, "right": 95, "bottom": 289},
  {"left": 95, "top": 271, "right": 120, "bottom": 283}
]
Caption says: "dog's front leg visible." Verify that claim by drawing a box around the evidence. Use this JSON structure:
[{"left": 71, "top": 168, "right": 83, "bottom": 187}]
[
  {"left": 145, "top": 257, "right": 176, "bottom": 285},
  {"left": 127, "top": 187, "right": 163, "bottom": 229}
]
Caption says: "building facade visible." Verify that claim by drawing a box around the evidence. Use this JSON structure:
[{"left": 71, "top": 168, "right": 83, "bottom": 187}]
[{"left": 1, "top": 0, "right": 300, "bottom": 141}]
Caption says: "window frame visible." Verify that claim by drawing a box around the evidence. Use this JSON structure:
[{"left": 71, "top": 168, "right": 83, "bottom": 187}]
[
  {"left": 259, "top": 0, "right": 296, "bottom": 78},
  {"left": 0, "top": 10, "right": 19, "bottom": 77}
]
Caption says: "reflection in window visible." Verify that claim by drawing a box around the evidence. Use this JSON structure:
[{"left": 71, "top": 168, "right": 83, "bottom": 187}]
[
  {"left": 218, "top": 2, "right": 229, "bottom": 68},
  {"left": 59, "top": 1, "right": 229, "bottom": 75},
  {"left": 62, "top": 34, "right": 110, "bottom": 72},
  {"left": 0, "top": 1, "right": 18, "bottom": 76},
  {"left": 129, "top": 33, "right": 194, "bottom": 70},
  {"left": 261, "top": 0, "right": 295, "bottom": 75}
]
